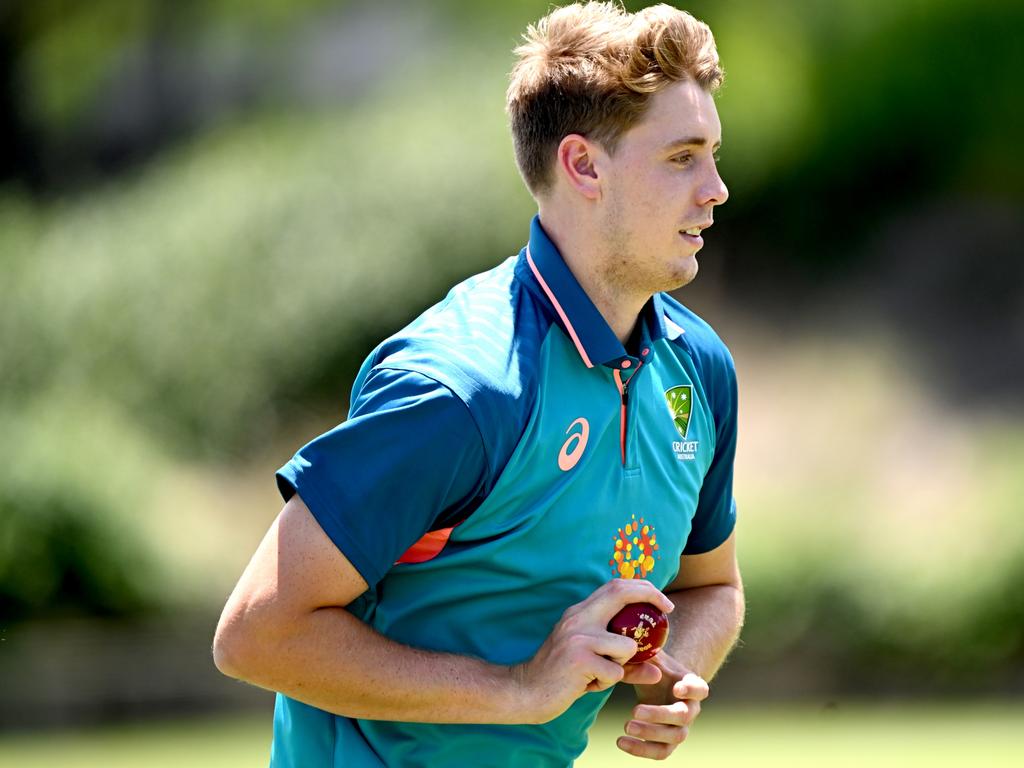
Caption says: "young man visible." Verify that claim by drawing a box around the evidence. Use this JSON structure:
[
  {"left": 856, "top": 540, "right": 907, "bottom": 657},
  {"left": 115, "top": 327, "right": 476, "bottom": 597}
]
[{"left": 214, "top": 3, "right": 743, "bottom": 765}]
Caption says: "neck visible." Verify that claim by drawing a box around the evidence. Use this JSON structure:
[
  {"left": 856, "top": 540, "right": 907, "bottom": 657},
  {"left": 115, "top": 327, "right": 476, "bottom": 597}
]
[{"left": 537, "top": 208, "right": 647, "bottom": 346}]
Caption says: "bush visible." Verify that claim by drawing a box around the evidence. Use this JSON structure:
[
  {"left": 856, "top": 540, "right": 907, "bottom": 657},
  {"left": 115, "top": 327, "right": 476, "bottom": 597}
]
[
  {"left": 0, "top": 483, "right": 155, "bottom": 621},
  {"left": 0, "top": 394, "right": 169, "bottom": 622},
  {"left": 3, "top": 57, "right": 534, "bottom": 460}
]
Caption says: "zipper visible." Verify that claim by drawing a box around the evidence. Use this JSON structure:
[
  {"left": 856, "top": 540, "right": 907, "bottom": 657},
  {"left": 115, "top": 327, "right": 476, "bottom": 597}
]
[
  {"left": 612, "top": 363, "right": 642, "bottom": 467},
  {"left": 613, "top": 369, "right": 627, "bottom": 465}
]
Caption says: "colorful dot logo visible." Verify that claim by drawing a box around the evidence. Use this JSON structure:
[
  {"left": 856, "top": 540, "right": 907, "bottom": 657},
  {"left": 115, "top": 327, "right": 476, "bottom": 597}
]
[{"left": 608, "top": 514, "right": 659, "bottom": 579}]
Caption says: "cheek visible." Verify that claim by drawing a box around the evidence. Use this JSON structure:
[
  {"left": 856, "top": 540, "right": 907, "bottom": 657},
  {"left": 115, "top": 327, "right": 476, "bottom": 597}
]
[
  {"left": 621, "top": 182, "right": 662, "bottom": 221},
  {"left": 609, "top": 168, "right": 677, "bottom": 231},
  {"left": 640, "top": 173, "right": 683, "bottom": 212},
  {"left": 616, "top": 162, "right": 662, "bottom": 199}
]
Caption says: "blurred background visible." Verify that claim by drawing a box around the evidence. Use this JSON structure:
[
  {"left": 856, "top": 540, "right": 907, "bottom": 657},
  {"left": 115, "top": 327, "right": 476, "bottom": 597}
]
[{"left": 1, "top": 0, "right": 1022, "bottom": 765}]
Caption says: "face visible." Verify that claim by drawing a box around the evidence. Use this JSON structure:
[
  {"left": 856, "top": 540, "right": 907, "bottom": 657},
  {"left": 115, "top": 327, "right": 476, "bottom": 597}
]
[{"left": 596, "top": 79, "right": 728, "bottom": 296}]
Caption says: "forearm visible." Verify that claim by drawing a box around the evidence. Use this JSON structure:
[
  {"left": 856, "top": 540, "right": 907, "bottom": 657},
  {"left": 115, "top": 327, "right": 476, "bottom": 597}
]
[
  {"left": 216, "top": 606, "right": 519, "bottom": 724},
  {"left": 663, "top": 582, "right": 745, "bottom": 681},
  {"left": 632, "top": 582, "right": 744, "bottom": 705}
]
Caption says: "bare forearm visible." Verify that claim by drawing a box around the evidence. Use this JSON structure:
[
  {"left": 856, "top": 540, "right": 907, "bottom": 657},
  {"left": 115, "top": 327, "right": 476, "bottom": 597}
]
[
  {"left": 216, "top": 607, "right": 519, "bottom": 724},
  {"left": 629, "top": 583, "right": 743, "bottom": 707},
  {"left": 663, "top": 583, "right": 744, "bottom": 681}
]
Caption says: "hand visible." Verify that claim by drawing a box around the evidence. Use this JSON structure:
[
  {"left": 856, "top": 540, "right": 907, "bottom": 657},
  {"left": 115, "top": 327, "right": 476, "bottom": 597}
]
[
  {"left": 617, "top": 657, "right": 709, "bottom": 760},
  {"left": 511, "top": 579, "right": 674, "bottom": 724}
]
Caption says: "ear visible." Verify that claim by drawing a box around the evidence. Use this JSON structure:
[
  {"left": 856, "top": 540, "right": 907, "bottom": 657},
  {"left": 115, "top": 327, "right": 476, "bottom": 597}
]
[{"left": 555, "top": 134, "right": 603, "bottom": 201}]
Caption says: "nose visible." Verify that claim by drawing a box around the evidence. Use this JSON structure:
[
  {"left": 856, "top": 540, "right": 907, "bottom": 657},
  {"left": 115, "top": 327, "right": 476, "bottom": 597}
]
[{"left": 698, "top": 163, "right": 729, "bottom": 207}]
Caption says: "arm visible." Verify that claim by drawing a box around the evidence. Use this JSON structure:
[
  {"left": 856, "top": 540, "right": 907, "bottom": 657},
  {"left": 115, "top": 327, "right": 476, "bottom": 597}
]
[
  {"left": 651, "top": 528, "right": 744, "bottom": 687},
  {"left": 213, "top": 495, "right": 514, "bottom": 723},
  {"left": 616, "top": 530, "right": 744, "bottom": 759},
  {"left": 213, "top": 494, "right": 670, "bottom": 725}
]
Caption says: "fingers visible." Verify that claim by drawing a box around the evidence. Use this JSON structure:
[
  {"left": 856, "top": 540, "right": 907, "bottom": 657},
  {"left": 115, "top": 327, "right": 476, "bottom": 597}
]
[
  {"left": 615, "top": 701, "right": 695, "bottom": 760},
  {"left": 614, "top": 670, "right": 709, "bottom": 759},
  {"left": 584, "top": 654, "right": 628, "bottom": 692},
  {"left": 589, "top": 632, "right": 641, "bottom": 667},
  {"left": 524, "top": 580, "right": 674, "bottom": 722},
  {"left": 673, "top": 672, "right": 710, "bottom": 702},
  {"left": 616, "top": 733, "right": 684, "bottom": 760},
  {"left": 618, "top": 661, "right": 663, "bottom": 686},
  {"left": 522, "top": 582, "right": 676, "bottom": 723},
  {"left": 634, "top": 700, "right": 700, "bottom": 728},
  {"left": 625, "top": 718, "right": 691, "bottom": 743},
  {"left": 580, "top": 578, "right": 675, "bottom": 620},
  {"left": 564, "top": 632, "right": 634, "bottom": 693}
]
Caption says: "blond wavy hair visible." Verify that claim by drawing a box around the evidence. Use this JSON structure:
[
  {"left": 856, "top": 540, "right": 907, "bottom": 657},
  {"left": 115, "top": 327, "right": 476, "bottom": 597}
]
[{"left": 507, "top": 2, "right": 723, "bottom": 196}]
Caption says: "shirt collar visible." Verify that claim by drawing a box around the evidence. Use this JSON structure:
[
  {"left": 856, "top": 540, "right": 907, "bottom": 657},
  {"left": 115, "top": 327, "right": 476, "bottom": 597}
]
[{"left": 515, "top": 215, "right": 671, "bottom": 369}]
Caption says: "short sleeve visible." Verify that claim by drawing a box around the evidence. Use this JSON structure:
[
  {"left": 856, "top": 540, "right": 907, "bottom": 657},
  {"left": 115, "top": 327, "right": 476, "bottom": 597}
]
[
  {"left": 683, "top": 350, "right": 738, "bottom": 555},
  {"left": 276, "top": 367, "right": 488, "bottom": 588}
]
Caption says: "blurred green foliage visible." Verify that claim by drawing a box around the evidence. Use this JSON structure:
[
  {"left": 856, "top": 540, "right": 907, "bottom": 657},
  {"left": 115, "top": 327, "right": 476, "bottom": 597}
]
[
  {"left": 3, "top": 57, "right": 533, "bottom": 457},
  {"left": 1, "top": 48, "right": 534, "bottom": 621},
  {"left": 0, "top": 394, "right": 162, "bottom": 620},
  {"left": 734, "top": 373, "right": 1024, "bottom": 689},
  {"left": 0, "top": 483, "right": 152, "bottom": 621},
  {"left": 6, "top": 0, "right": 339, "bottom": 135},
  {"left": 705, "top": 0, "right": 1024, "bottom": 285}
]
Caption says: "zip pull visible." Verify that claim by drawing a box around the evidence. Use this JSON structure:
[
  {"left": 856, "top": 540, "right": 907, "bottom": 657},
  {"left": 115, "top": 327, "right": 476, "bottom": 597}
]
[
  {"left": 613, "top": 360, "right": 643, "bottom": 467},
  {"left": 613, "top": 368, "right": 628, "bottom": 466}
]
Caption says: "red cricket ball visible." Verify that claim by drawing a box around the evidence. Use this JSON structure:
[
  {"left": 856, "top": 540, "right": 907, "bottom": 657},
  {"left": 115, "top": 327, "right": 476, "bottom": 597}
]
[{"left": 607, "top": 602, "right": 670, "bottom": 664}]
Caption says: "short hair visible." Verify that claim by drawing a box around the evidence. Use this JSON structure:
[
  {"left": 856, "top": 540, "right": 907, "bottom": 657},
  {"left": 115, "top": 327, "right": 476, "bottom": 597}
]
[{"left": 506, "top": 2, "right": 724, "bottom": 196}]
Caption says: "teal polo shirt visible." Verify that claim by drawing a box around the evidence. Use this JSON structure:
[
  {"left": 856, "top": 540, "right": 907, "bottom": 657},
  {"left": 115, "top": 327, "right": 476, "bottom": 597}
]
[{"left": 273, "top": 215, "right": 739, "bottom": 767}]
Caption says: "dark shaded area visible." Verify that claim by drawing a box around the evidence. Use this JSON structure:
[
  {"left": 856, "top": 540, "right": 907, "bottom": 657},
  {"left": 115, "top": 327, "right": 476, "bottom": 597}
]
[
  {"left": 840, "top": 199, "right": 1024, "bottom": 406},
  {"left": 0, "top": 0, "right": 437, "bottom": 196},
  {"left": 726, "top": 562, "right": 1024, "bottom": 701},
  {"left": 717, "top": 1, "right": 1023, "bottom": 280},
  {"left": 708, "top": 0, "right": 1024, "bottom": 404},
  {"left": 0, "top": 8, "right": 41, "bottom": 189},
  {"left": 0, "top": 617, "right": 271, "bottom": 731},
  {"left": 0, "top": 483, "right": 158, "bottom": 622}
]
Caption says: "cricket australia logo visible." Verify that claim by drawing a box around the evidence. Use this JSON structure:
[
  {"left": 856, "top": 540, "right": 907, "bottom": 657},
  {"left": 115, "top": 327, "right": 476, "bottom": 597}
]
[{"left": 665, "top": 385, "right": 699, "bottom": 461}]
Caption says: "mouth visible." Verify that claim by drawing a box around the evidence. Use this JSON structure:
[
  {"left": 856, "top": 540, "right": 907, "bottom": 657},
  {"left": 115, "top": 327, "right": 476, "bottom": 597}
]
[{"left": 679, "top": 222, "right": 711, "bottom": 249}]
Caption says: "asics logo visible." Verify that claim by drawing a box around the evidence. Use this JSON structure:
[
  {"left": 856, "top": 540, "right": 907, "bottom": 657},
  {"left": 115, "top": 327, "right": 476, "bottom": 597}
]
[{"left": 558, "top": 417, "right": 590, "bottom": 471}]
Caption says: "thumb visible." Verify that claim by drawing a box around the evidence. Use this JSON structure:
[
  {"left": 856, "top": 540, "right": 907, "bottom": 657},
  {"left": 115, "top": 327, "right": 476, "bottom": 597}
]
[{"left": 673, "top": 672, "right": 710, "bottom": 701}]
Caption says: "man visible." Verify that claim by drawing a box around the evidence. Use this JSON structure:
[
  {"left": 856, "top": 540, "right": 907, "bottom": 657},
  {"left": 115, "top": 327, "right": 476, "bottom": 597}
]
[{"left": 214, "top": 2, "right": 743, "bottom": 765}]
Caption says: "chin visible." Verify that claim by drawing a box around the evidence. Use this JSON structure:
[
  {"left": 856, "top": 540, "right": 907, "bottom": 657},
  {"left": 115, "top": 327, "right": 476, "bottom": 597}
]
[{"left": 662, "top": 258, "right": 699, "bottom": 292}]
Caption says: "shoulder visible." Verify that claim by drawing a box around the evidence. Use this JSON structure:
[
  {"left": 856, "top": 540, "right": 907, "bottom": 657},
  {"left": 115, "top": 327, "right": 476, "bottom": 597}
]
[
  {"left": 372, "top": 256, "right": 546, "bottom": 396},
  {"left": 354, "top": 256, "right": 551, "bottom": 470},
  {"left": 660, "top": 293, "right": 736, "bottom": 380},
  {"left": 660, "top": 293, "right": 738, "bottom": 439}
]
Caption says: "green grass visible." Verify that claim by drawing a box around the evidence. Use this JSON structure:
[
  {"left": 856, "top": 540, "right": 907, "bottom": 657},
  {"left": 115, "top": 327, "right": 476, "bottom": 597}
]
[
  {"left": 0, "top": 713, "right": 271, "bottom": 768},
  {"left": 1, "top": 703, "right": 1021, "bottom": 767},
  {"left": 582, "top": 702, "right": 1024, "bottom": 766}
]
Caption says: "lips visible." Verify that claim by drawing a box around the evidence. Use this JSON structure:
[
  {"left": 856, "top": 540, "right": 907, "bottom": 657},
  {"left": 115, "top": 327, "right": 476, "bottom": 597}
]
[
  {"left": 679, "top": 221, "right": 711, "bottom": 248},
  {"left": 680, "top": 221, "right": 712, "bottom": 235},
  {"left": 680, "top": 231, "right": 703, "bottom": 247}
]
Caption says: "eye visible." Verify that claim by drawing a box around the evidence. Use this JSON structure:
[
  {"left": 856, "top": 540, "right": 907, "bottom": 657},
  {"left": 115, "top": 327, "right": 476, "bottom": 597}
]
[
  {"left": 671, "top": 153, "right": 693, "bottom": 166},
  {"left": 713, "top": 151, "right": 722, "bottom": 163}
]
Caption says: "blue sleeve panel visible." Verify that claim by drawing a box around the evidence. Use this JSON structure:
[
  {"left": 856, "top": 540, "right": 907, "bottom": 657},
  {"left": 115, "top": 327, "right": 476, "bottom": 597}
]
[
  {"left": 275, "top": 367, "right": 488, "bottom": 589},
  {"left": 664, "top": 297, "right": 739, "bottom": 556}
]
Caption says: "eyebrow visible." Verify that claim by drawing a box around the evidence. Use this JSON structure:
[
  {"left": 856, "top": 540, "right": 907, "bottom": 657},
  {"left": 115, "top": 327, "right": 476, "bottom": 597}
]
[{"left": 662, "top": 137, "right": 722, "bottom": 152}]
